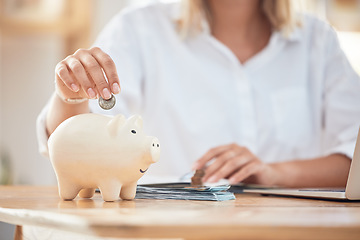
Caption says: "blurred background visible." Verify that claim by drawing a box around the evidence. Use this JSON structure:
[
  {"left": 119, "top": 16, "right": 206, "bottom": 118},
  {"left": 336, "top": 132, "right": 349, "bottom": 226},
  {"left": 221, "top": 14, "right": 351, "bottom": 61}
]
[{"left": 0, "top": 0, "right": 359, "bottom": 237}]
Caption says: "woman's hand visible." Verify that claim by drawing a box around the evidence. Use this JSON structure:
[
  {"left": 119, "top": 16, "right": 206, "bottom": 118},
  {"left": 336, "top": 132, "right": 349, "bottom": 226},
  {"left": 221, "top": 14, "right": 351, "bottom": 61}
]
[
  {"left": 55, "top": 47, "right": 120, "bottom": 101},
  {"left": 192, "top": 143, "right": 274, "bottom": 185}
]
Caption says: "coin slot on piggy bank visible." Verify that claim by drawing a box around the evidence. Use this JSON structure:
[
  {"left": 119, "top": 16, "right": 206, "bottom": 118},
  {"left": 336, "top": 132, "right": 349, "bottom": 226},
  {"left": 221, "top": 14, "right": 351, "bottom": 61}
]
[{"left": 48, "top": 114, "right": 160, "bottom": 202}]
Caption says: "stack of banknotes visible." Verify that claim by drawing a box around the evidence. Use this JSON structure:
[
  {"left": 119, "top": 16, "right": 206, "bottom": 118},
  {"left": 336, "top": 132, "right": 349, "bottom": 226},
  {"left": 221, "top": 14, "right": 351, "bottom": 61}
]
[{"left": 135, "top": 183, "right": 235, "bottom": 201}]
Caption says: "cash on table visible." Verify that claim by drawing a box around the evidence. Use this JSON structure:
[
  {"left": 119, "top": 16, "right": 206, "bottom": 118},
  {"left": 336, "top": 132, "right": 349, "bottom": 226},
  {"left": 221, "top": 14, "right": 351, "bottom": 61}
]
[{"left": 135, "top": 183, "right": 235, "bottom": 201}]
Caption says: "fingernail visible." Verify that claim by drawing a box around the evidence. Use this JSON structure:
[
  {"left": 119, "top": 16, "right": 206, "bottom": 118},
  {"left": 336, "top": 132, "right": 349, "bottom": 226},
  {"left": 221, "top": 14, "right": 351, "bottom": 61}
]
[
  {"left": 112, "top": 83, "right": 120, "bottom": 94},
  {"left": 191, "top": 164, "right": 197, "bottom": 171},
  {"left": 102, "top": 88, "right": 111, "bottom": 99},
  {"left": 207, "top": 176, "right": 217, "bottom": 183},
  {"left": 192, "top": 162, "right": 199, "bottom": 171},
  {"left": 228, "top": 178, "right": 236, "bottom": 185},
  {"left": 87, "top": 88, "right": 96, "bottom": 99},
  {"left": 71, "top": 83, "right": 79, "bottom": 92}
]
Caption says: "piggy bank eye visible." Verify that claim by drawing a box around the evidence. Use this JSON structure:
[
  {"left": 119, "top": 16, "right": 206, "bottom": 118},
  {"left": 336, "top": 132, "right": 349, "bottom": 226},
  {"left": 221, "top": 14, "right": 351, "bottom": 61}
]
[{"left": 131, "top": 130, "right": 137, "bottom": 134}]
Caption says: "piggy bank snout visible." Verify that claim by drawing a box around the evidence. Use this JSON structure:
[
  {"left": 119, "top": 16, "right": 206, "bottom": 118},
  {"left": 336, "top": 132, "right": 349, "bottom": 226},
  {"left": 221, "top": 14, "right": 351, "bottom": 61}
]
[{"left": 149, "top": 137, "right": 160, "bottom": 163}]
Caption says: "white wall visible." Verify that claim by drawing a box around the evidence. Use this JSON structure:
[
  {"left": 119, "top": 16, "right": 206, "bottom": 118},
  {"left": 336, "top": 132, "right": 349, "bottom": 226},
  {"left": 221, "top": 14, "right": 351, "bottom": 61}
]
[
  {"left": 0, "top": 34, "right": 60, "bottom": 184},
  {"left": 0, "top": 0, "right": 133, "bottom": 185}
]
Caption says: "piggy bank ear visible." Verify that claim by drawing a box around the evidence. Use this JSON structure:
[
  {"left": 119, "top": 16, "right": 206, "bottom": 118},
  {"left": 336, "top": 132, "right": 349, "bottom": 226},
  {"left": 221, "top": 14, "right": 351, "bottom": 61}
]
[
  {"left": 107, "top": 114, "right": 126, "bottom": 137},
  {"left": 128, "top": 115, "right": 143, "bottom": 129}
]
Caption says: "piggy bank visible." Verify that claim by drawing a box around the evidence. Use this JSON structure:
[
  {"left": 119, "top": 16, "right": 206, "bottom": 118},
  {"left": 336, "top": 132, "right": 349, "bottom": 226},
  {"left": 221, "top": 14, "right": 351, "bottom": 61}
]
[{"left": 48, "top": 113, "right": 160, "bottom": 201}]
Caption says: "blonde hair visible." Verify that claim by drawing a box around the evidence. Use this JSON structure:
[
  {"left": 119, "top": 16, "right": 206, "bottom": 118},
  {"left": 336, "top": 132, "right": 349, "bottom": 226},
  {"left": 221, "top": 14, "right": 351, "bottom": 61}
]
[{"left": 178, "top": 0, "right": 299, "bottom": 38}]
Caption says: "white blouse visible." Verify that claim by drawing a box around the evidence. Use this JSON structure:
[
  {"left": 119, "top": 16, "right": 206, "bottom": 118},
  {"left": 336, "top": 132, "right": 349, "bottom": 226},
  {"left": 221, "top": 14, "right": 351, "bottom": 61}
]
[{"left": 37, "top": 2, "right": 360, "bottom": 183}]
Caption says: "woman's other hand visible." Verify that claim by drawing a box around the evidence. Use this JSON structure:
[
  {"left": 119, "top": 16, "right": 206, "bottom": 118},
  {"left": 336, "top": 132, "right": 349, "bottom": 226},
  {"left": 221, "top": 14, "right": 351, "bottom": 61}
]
[
  {"left": 55, "top": 47, "right": 120, "bottom": 101},
  {"left": 192, "top": 143, "right": 275, "bottom": 185}
]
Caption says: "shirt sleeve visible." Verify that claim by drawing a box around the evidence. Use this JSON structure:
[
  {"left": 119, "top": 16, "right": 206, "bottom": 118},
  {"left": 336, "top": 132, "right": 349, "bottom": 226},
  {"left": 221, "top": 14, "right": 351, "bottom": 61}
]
[
  {"left": 36, "top": 100, "right": 51, "bottom": 158},
  {"left": 36, "top": 9, "right": 144, "bottom": 157},
  {"left": 322, "top": 26, "right": 360, "bottom": 159},
  {"left": 89, "top": 8, "right": 144, "bottom": 117}
]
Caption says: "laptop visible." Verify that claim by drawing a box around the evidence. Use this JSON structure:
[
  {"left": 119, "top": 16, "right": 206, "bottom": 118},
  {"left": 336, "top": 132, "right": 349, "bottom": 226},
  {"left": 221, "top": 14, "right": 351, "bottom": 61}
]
[{"left": 244, "top": 128, "right": 360, "bottom": 200}]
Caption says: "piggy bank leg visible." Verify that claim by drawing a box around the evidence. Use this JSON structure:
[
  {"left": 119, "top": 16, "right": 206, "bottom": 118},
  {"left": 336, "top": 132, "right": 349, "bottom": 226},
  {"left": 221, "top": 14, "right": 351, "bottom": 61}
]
[
  {"left": 78, "top": 188, "right": 95, "bottom": 198},
  {"left": 58, "top": 180, "right": 80, "bottom": 201},
  {"left": 120, "top": 182, "right": 137, "bottom": 200},
  {"left": 98, "top": 181, "right": 121, "bottom": 202}
]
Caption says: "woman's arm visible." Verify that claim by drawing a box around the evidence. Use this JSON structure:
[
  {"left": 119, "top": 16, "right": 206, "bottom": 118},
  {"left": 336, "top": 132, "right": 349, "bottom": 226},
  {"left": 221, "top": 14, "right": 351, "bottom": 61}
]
[
  {"left": 265, "top": 153, "right": 351, "bottom": 188},
  {"left": 193, "top": 143, "right": 351, "bottom": 188},
  {"left": 46, "top": 93, "right": 90, "bottom": 136}
]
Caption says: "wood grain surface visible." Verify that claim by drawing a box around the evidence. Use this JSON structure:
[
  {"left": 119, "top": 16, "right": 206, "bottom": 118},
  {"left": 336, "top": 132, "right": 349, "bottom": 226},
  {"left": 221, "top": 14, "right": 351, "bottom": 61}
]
[{"left": 0, "top": 185, "right": 360, "bottom": 240}]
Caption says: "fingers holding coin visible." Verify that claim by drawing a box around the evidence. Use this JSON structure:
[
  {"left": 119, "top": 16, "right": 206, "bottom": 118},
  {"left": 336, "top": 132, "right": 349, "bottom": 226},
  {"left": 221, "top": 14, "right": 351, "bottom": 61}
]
[
  {"left": 88, "top": 47, "right": 121, "bottom": 98},
  {"left": 55, "top": 47, "right": 121, "bottom": 110},
  {"left": 88, "top": 48, "right": 120, "bottom": 110}
]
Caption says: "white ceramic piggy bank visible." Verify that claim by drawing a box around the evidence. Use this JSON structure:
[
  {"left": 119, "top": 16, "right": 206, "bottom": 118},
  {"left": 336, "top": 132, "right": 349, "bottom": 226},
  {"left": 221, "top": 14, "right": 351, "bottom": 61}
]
[{"left": 48, "top": 113, "right": 160, "bottom": 202}]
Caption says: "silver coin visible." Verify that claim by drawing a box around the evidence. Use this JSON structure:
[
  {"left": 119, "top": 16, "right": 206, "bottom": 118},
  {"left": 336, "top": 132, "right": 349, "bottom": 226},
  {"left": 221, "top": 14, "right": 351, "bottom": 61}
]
[{"left": 98, "top": 94, "right": 116, "bottom": 110}]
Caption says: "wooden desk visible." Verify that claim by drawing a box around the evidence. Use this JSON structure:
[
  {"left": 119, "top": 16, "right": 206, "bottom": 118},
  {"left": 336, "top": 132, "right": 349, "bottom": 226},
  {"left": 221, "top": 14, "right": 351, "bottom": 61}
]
[{"left": 0, "top": 186, "right": 360, "bottom": 240}]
